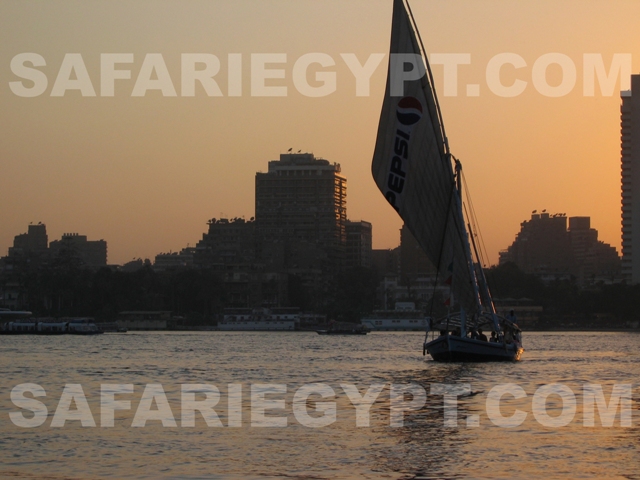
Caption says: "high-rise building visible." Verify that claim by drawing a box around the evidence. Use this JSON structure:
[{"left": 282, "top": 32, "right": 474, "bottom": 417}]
[
  {"left": 345, "top": 220, "right": 372, "bottom": 269},
  {"left": 621, "top": 75, "right": 640, "bottom": 283},
  {"left": 255, "top": 153, "right": 346, "bottom": 271},
  {"left": 255, "top": 152, "right": 347, "bottom": 308}
]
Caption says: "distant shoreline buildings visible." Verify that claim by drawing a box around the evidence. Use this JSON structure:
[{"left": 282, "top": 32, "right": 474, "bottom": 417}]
[
  {"left": 1, "top": 138, "right": 630, "bottom": 313},
  {"left": 5, "top": 224, "right": 107, "bottom": 269},
  {"left": 499, "top": 212, "right": 620, "bottom": 285},
  {"left": 0, "top": 224, "right": 107, "bottom": 310}
]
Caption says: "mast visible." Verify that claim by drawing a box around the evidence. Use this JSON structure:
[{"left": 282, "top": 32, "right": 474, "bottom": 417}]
[
  {"left": 454, "top": 159, "right": 482, "bottom": 322},
  {"left": 404, "top": 0, "right": 449, "bottom": 156}
]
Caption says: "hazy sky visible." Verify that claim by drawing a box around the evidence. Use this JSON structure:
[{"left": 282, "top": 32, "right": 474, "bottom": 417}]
[{"left": 2, "top": 0, "right": 639, "bottom": 265}]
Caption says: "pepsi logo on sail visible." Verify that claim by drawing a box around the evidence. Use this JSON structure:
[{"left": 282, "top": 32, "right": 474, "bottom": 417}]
[
  {"left": 395, "top": 96, "right": 423, "bottom": 126},
  {"left": 385, "top": 96, "right": 423, "bottom": 211}
]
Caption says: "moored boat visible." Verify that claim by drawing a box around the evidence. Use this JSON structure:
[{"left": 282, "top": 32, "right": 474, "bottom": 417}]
[
  {"left": 361, "top": 302, "right": 428, "bottom": 331},
  {"left": 316, "top": 328, "right": 368, "bottom": 335},
  {"left": 316, "top": 321, "right": 369, "bottom": 335},
  {"left": 218, "top": 308, "right": 299, "bottom": 331},
  {"left": 64, "top": 318, "right": 103, "bottom": 335},
  {"left": 0, "top": 317, "right": 103, "bottom": 335}
]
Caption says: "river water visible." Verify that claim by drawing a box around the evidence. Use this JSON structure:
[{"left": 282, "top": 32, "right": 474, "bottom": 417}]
[{"left": 0, "top": 331, "right": 639, "bottom": 479}]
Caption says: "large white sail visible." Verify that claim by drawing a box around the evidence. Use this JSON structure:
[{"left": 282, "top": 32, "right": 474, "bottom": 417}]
[{"left": 371, "top": 0, "right": 480, "bottom": 316}]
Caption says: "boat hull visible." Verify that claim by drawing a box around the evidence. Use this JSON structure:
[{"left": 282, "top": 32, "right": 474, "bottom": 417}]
[{"left": 424, "top": 335, "right": 523, "bottom": 362}]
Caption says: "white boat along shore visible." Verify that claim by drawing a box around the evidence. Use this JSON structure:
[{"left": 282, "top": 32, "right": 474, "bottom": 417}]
[
  {"left": 0, "top": 317, "right": 103, "bottom": 335},
  {"left": 361, "top": 302, "right": 428, "bottom": 331}
]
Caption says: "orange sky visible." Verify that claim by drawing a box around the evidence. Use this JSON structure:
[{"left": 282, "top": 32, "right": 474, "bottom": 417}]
[{"left": 1, "top": 0, "right": 639, "bottom": 265}]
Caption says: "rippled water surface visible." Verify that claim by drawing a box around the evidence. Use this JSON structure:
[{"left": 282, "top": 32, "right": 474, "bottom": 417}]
[{"left": 1, "top": 331, "right": 639, "bottom": 479}]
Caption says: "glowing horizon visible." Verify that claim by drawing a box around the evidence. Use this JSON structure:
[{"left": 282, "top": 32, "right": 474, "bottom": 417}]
[{"left": 1, "top": 0, "right": 639, "bottom": 265}]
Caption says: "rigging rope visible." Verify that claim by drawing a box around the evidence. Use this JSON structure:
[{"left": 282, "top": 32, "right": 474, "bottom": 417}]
[
  {"left": 461, "top": 170, "right": 491, "bottom": 268},
  {"left": 460, "top": 170, "right": 503, "bottom": 316}
]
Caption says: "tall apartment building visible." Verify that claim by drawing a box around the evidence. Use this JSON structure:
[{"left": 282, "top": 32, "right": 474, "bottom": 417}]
[
  {"left": 345, "top": 220, "right": 372, "bottom": 268},
  {"left": 255, "top": 153, "right": 347, "bottom": 271},
  {"left": 621, "top": 75, "right": 640, "bottom": 283},
  {"left": 255, "top": 153, "right": 347, "bottom": 308}
]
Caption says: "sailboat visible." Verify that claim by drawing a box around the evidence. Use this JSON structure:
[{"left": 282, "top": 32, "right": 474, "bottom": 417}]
[{"left": 371, "top": 0, "right": 523, "bottom": 361}]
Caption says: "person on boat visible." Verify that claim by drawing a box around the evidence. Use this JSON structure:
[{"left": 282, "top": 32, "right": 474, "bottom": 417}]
[
  {"left": 503, "top": 327, "right": 514, "bottom": 344},
  {"left": 513, "top": 330, "right": 523, "bottom": 349},
  {"left": 506, "top": 309, "right": 517, "bottom": 324},
  {"left": 477, "top": 329, "right": 488, "bottom": 342},
  {"left": 489, "top": 331, "right": 498, "bottom": 342}
]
